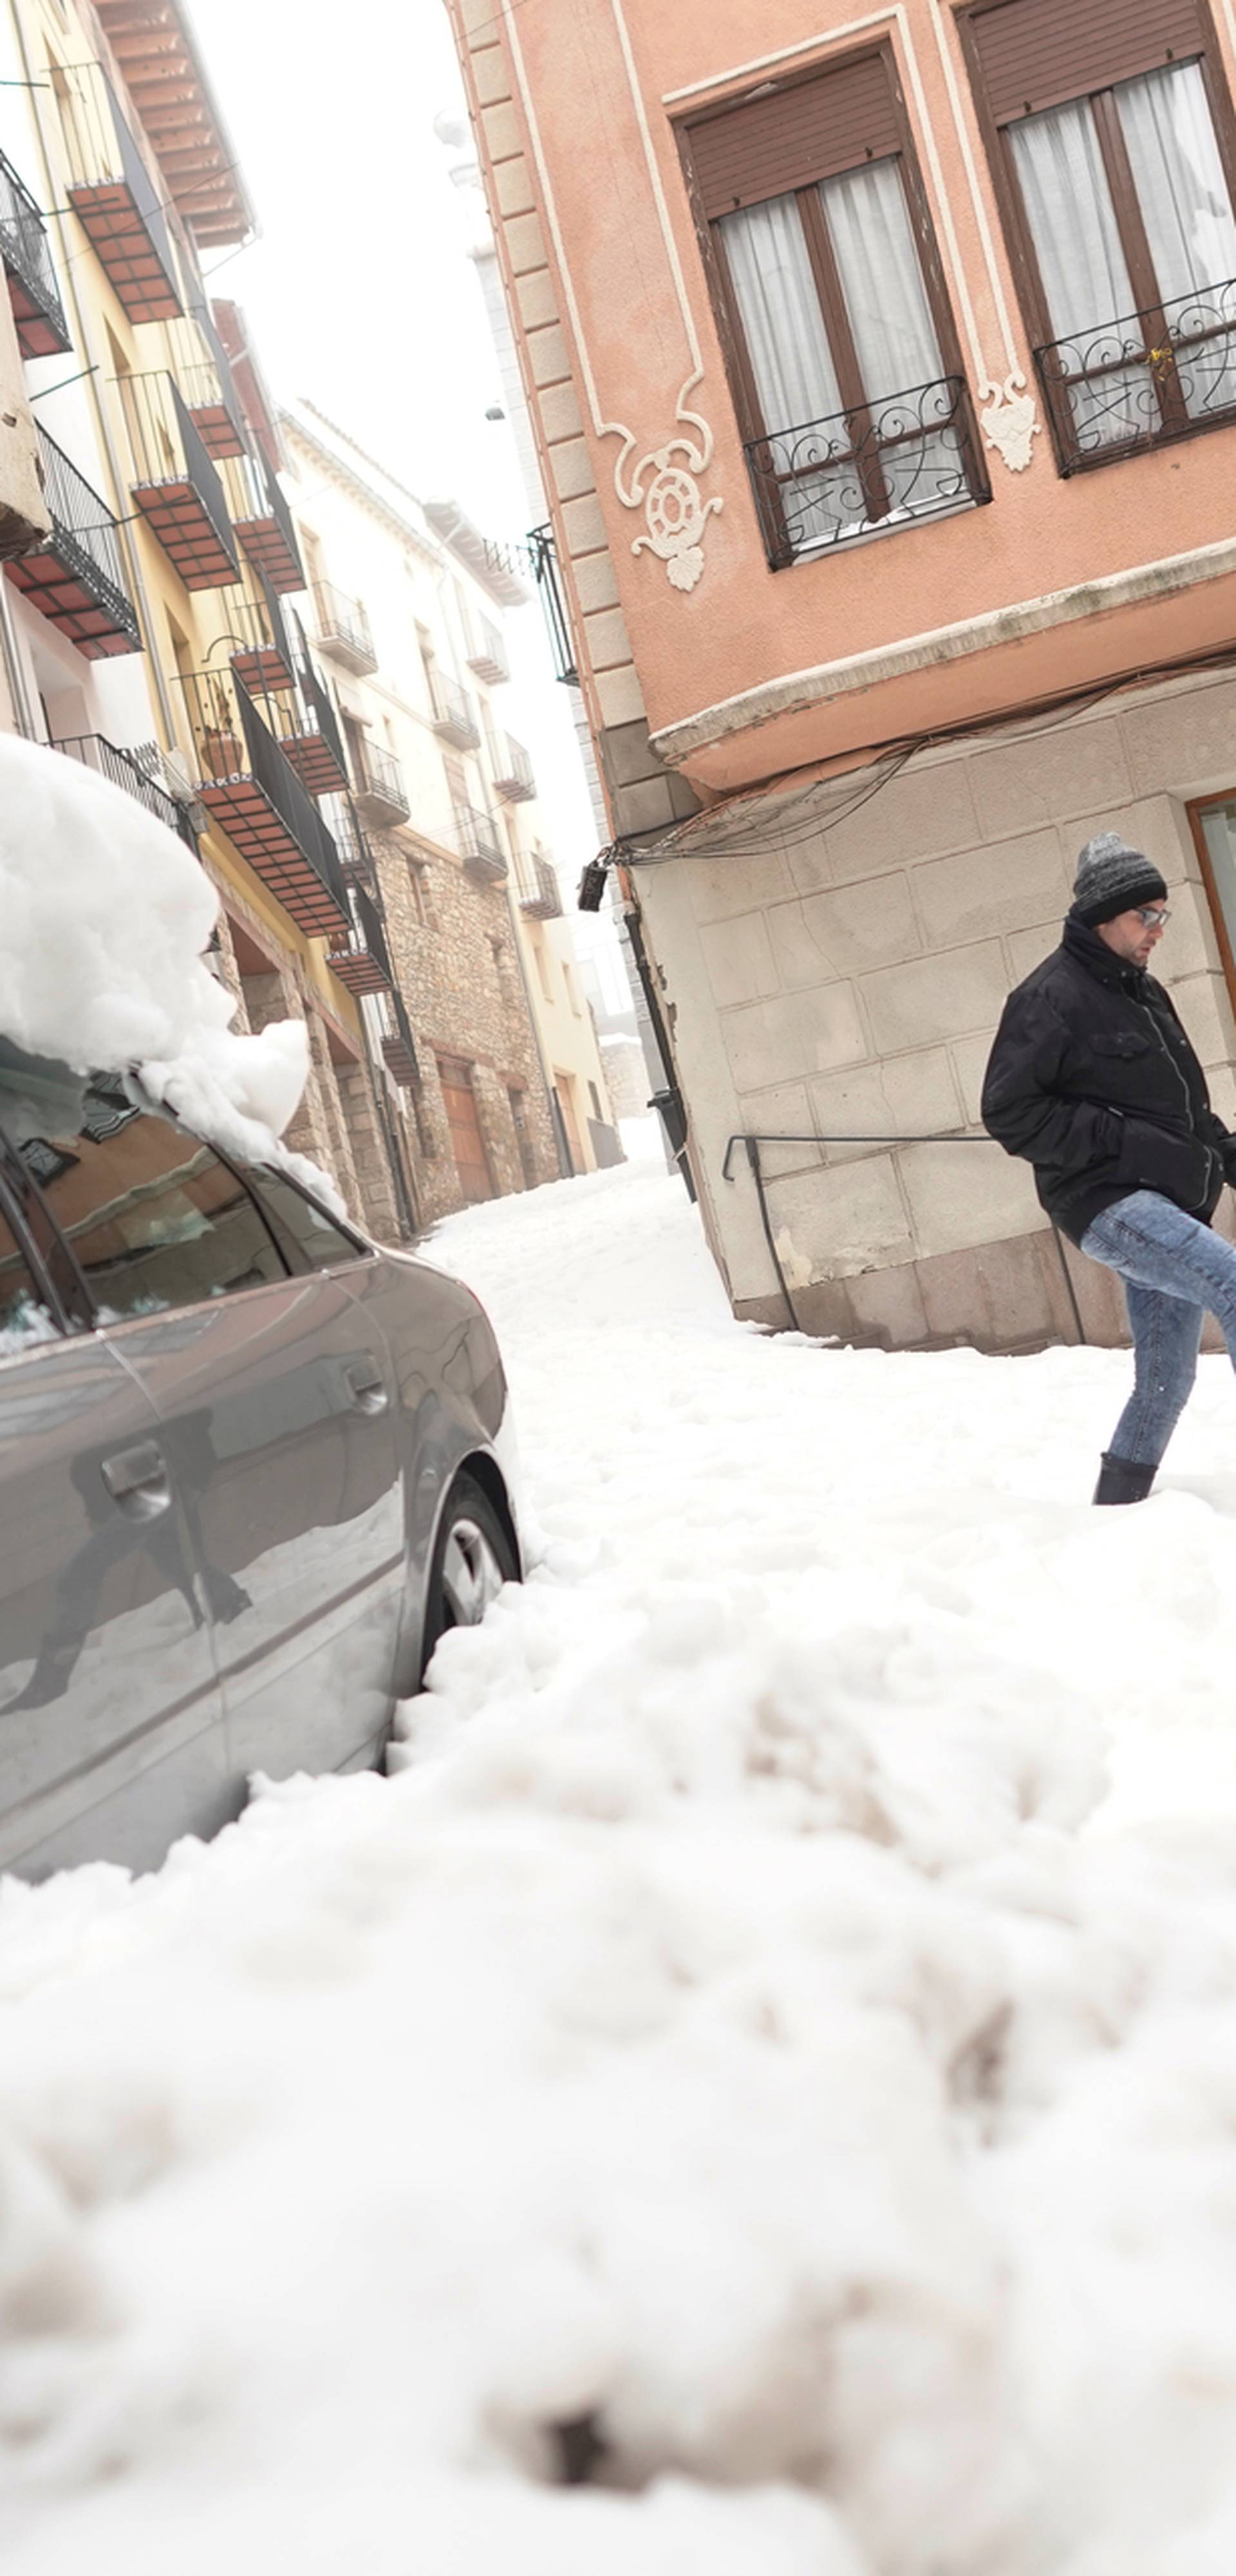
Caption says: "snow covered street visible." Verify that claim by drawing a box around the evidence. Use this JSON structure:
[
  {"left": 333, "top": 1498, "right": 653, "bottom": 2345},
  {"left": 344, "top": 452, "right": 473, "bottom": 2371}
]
[{"left": 6, "top": 1155, "right": 1236, "bottom": 2574}]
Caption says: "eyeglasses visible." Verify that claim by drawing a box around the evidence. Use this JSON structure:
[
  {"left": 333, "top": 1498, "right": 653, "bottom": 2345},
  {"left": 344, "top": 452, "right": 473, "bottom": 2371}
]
[{"left": 1134, "top": 906, "right": 1172, "bottom": 929}]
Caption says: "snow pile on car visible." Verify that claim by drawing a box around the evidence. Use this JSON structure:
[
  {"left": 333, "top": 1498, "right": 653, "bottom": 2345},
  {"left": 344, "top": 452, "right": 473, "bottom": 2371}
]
[
  {"left": 0, "top": 736, "right": 324, "bottom": 1186},
  {"left": 5, "top": 1162, "right": 1236, "bottom": 2571}
]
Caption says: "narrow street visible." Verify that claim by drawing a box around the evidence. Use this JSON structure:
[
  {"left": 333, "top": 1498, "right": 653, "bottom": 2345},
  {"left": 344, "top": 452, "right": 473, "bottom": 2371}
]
[{"left": 5, "top": 1156, "right": 1236, "bottom": 2573}]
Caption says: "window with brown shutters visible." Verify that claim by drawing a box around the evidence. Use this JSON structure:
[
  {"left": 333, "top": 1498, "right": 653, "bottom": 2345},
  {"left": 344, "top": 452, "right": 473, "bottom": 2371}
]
[
  {"left": 680, "top": 46, "right": 989, "bottom": 569},
  {"left": 961, "top": 0, "right": 1236, "bottom": 471}
]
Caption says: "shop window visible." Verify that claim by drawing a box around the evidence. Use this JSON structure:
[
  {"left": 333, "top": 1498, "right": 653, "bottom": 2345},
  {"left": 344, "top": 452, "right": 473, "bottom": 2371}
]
[
  {"left": 682, "top": 45, "right": 987, "bottom": 565},
  {"left": 962, "top": 0, "right": 1236, "bottom": 469}
]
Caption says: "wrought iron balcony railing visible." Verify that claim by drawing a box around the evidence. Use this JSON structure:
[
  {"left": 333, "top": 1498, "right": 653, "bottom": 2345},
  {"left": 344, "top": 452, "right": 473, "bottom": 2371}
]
[
  {"left": 328, "top": 880, "right": 395, "bottom": 998},
  {"left": 516, "top": 851, "right": 562, "bottom": 918},
  {"left": 527, "top": 523, "right": 578, "bottom": 685},
  {"left": 430, "top": 672, "right": 480, "bottom": 750},
  {"left": 52, "top": 733, "right": 196, "bottom": 845},
  {"left": 312, "top": 581, "right": 377, "bottom": 674},
  {"left": 352, "top": 739, "right": 409, "bottom": 826},
  {"left": 467, "top": 615, "right": 509, "bottom": 685},
  {"left": 1034, "top": 278, "right": 1236, "bottom": 474},
  {"left": 174, "top": 665, "right": 348, "bottom": 937},
  {"left": 742, "top": 375, "right": 988, "bottom": 569},
  {"left": 375, "top": 989, "right": 420, "bottom": 1088},
  {"left": 175, "top": 289, "right": 247, "bottom": 457},
  {"left": 6, "top": 423, "right": 140, "bottom": 657},
  {"left": 319, "top": 792, "right": 373, "bottom": 878},
  {"left": 218, "top": 444, "right": 304, "bottom": 593},
  {"left": 116, "top": 371, "right": 239, "bottom": 590},
  {"left": 57, "top": 59, "right": 182, "bottom": 325},
  {"left": 453, "top": 799, "right": 507, "bottom": 880},
  {"left": 492, "top": 734, "right": 535, "bottom": 802},
  {"left": 221, "top": 574, "right": 295, "bottom": 697},
  {"left": 0, "top": 146, "right": 70, "bottom": 356}
]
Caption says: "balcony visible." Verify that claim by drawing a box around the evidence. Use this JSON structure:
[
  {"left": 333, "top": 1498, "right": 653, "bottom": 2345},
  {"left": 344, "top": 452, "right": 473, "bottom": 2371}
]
[
  {"left": 516, "top": 851, "right": 562, "bottom": 918},
  {"left": 319, "top": 793, "right": 373, "bottom": 878},
  {"left": 492, "top": 734, "right": 535, "bottom": 802},
  {"left": 467, "top": 616, "right": 509, "bottom": 685},
  {"left": 218, "top": 445, "right": 304, "bottom": 593},
  {"left": 0, "top": 147, "right": 70, "bottom": 357},
  {"left": 1035, "top": 279, "right": 1236, "bottom": 476},
  {"left": 52, "top": 733, "right": 196, "bottom": 846},
  {"left": 279, "top": 650, "right": 349, "bottom": 799},
  {"left": 352, "top": 739, "right": 409, "bottom": 828},
  {"left": 175, "top": 360, "right": 247, "bottom": 462},
  {"left": 454, "top": 800, "right": 507, "bottom": 882},
  {"left": 311, "top": 581, "right": 377, "bottom": 674},
  {"left": 57, "top": 60, "right": 182, "bottom": 325},
  {"left": 5, "top": 424, "right": 140, "bottom": 658},
  {"left": 223, "top": 575, "right": 295, "bottom": 698},
  {"left": 742, "top": 375, "right": 988, "bottom": 571},
  {"left": 430, "top": 672, "right": 480, "bottom": 750},
  {"left": 527, "top": 523, "right": 578, "bottom": 685},
  {"left": 117, "top": 372, "right": 240, "bottom": 590},
  {"left": 377, "top": 991, "right": 420, "bottom": 1088},
  {"left": 176, "top": 666, "right": 348, "bottom": 938},
  {"left": 328, "top": 882, "right": 394, "bottom": 998}
]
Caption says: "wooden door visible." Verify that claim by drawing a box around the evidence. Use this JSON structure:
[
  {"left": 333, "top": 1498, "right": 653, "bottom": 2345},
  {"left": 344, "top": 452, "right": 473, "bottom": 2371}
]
[
  {"left": 555, "top": 1077, "right": 583, "bottom": 1176},
  {"left": 436, "top": 1056, "right": 494, "bottom": 1204}
]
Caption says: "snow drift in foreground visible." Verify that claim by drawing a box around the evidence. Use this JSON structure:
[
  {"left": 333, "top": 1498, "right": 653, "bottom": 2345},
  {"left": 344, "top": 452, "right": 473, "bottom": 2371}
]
[
  {"left": 0, "top": 737, "right": 334, "bottom": 1197},
  {"left": 5, "top": 1163, "right": 1236, "bottom": 2572}
]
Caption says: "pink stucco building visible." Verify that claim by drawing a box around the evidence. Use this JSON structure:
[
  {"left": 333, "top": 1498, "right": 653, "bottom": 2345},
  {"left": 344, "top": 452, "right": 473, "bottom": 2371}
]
[{"left": 448, "top": 0, "right": 1236, "bottom": 1349}]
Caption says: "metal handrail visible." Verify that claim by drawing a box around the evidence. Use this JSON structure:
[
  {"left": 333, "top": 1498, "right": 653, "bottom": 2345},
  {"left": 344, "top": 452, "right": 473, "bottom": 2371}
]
[
  {"left": 453, "top": 798, "right": 506, "bottom": 870},
  {"left": 312, "top": 580, "right": 375, "bottom": 665},
  {"left": 1034, "top": 275, "right": 1236, "bottom": 470},
  {"left": 219, "top": 444, "right": 304, "bottom": 584},
  {"left": 52, "top": 732, "right": 194, "bottom": 845},
  {"left": 57, "top": 60, "right": 180, "bottom": 308},
  {"left": 527, "top": 522, "right": 578, "bottom": 685},
  {"left": 117, "top": 371, "right": 239, "bottom": 575},
  {"left": 494, "top": 733, "right": 534, "bottom": 795},
  {"left": 742, "top": 374, "right": 987, "bottom": 568},
  {"left": 356, "top": 739, "right": 407, "bottom": 812},
  {"left": 722, "top": 1128, "right": 1085, "bottom": 1343},
  {"left": 431, "top": 672, "right": 480, "bottom": 741},
  {"left": 0, "top": 145, "right": 68, "bottom": 345},
  {"left": 33, "top": 422, "right": 140, "bottom": 645}
]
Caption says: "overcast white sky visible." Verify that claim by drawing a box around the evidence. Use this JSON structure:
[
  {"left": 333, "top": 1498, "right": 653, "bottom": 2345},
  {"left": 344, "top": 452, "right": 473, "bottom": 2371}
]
[{"left": 191, "top": 0, "right": 612, "bottom": 920}]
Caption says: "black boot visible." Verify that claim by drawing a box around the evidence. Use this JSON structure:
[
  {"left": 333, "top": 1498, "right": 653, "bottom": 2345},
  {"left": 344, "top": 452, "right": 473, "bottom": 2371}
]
[{"left": 1093, "top": 1452, "right": 1156, "bottom": 1506}]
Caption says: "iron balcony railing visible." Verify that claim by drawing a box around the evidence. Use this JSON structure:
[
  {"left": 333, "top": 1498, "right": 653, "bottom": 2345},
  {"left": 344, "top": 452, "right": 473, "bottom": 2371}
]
[
  {"left": 218, "top": 443, "right": 304, "bottom": 592},
  {"left": 329, "top": 879, "right": 395, "bottom": 993},
  {"left": 430, "top": 671, "right": 480, "bottom": 749},
  {"left": 453, "top": 799, "right": 507, "bottom": 877},
  {"left": 182, "top": 287, "right": 246, "bottom": 453},
  {"left": 516, "top": 850, "right": 561, "bottom": 918},
  {"left": 221, "top": 574, "right": 295, "bottom": 695},
  {"left": 527, "top": 523, "right": 578, "bottom": 685},
  {"left": 1035, "top": 277, "right": 1236, "bottom": 474},
  {"left": 296, "top": 639, "right": 348, "bottom": 781},
  {"left": 30, "top": 421, "right": 140, "bottom": 647},
  {"left": 116, "top": 371, "right": 240, "bottom": 587},
  {"left": 312, "top": 580, "right": 377, "bottom": 673},
  {"left": 742, "top": 374, "right": 988, "bottom": 569},
  {"left": 57, "top": 59, "right": 182, "bottom": 322},
  {"left": 319, "top": 791, "right": 373, "bottom": 876},
  {"left": 492, "top": 734, "right": 535, "bottom": 801},
  {"left": 0, "top": 146, "right": 70, "bottom": 355},
  {"left": 52, "top": 733, "right": 196, "bottom": 845},
  {"left": 176, "top": 665, "right": 348, "bottom": 925},
  {"left": 353, "top": 738, "right": 409, "bottom": 822},
  {"left": 467, "top": 614, "right": 509, "bottom": 684}
]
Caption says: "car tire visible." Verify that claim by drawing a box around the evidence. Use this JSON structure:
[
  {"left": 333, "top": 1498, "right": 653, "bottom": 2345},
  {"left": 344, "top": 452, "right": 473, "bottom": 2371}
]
[{"left": 418, "top": 1471, "right": 519, "bottom": 1680}]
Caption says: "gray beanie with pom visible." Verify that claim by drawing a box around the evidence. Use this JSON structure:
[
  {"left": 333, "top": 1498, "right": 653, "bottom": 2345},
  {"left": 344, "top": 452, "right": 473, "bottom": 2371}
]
[{"left": 1072, "top": 831, "right": 1167, "bottom": 927}]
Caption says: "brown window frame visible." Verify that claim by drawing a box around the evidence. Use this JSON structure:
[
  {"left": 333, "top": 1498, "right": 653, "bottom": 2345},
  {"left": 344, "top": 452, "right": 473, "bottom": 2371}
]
[
  {"left": 959, "top": 0, "right": 1236, "bottom": 475},
  {"left": 677, "top": 44, "right": 989, "bottom": 570},
  {"left": 1188, "top": 790, "right": 1236, "bottom": 1016}
]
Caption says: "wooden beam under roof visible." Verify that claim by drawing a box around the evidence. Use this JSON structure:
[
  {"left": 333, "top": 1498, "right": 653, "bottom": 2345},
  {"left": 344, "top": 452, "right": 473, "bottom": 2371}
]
[{"left": 96, "top": 0, "right": 256, "bottom": 248}]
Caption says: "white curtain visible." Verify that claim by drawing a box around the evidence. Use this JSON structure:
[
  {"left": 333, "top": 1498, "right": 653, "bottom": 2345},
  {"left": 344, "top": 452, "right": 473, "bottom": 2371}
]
[
  {"left": 1117, "top": 60, "right": 1236, "bottom": 417},
  {"left": 819, "top": 158, "right": 956, "bottom": 518},
  {"left": 718, "top": 194, "right": 855, "bottom": 553},
  {"left": 1010, "top": 100, "right": 1141, "bottom": 450}
]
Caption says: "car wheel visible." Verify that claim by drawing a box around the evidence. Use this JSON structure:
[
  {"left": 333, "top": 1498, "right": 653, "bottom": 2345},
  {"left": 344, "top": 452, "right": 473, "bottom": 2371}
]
[{"left": 419, "top": 1472, "right": 519, "bottom": 1679}]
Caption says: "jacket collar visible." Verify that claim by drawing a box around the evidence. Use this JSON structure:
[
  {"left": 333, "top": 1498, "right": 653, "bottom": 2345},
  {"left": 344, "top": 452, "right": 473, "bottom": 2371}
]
[{"left": 1062, "top": 909, "right": 1148, "bottom": 998}]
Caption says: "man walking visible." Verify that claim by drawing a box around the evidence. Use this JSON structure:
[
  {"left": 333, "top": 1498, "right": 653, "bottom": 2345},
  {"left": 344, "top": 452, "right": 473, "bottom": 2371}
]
[{"left": 982, "top": 831, "right": 1236, "bottom": 1503}]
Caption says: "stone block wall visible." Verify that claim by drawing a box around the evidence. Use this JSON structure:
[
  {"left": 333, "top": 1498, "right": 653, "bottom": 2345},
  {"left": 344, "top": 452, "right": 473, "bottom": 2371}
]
[{"left": 635, "top": 668, "right": 1236, "bottom": 1352}]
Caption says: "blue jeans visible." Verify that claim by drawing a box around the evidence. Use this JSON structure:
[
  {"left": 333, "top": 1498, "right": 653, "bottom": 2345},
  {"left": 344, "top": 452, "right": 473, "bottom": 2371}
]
[{"left": 1080, "top": 1190, "right": 1236, "bottom": 1467}]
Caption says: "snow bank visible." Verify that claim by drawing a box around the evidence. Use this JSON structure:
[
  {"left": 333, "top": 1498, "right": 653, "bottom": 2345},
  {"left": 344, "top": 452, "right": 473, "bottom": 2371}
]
[
  {"left": 0, "top": 738, "right": 337, "bottom": 1200},
  {"left": 4, "top": 1161, "right": 1236, "bottom": 2571}
]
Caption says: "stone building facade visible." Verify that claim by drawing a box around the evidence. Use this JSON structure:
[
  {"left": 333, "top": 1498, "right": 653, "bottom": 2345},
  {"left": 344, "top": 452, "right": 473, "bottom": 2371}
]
[{"left": 449, "top": 0, "right": 1236, "bottom": 1351}]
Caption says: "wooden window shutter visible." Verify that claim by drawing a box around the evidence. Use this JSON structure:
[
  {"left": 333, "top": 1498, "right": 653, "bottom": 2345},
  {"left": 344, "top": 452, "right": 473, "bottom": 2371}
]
[
  {"left": 689, "top": 50, "right": 901, "bottom": 216},
  {"left": 967, "top": 0, "right": 1207, "bottom": 125}
]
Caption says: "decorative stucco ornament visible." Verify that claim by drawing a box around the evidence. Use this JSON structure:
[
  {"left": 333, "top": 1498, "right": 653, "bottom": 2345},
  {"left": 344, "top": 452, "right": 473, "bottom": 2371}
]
[
  {"left": 980, "top": 374, "right": 1040, "bottom": 473},
  {"left": 613, "top": 375, "right": 723, "bottom": 592}
]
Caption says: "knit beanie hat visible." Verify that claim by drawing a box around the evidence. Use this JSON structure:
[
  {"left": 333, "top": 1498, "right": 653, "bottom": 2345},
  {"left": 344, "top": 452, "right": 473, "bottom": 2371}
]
[{"left": 1072, "top": 831, "right": 1167, "bottom": 927}]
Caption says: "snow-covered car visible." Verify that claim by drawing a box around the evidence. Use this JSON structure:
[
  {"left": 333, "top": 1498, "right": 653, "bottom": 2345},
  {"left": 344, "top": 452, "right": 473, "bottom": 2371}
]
[{"left": 0, "top": 1037, "right": 521, "bottom": 1881}]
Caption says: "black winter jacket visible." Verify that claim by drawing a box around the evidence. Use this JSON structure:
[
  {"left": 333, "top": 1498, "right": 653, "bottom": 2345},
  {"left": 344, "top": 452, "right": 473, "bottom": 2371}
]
[{"left": 981, "top": 914, "right": 1235, "bottom": 1245}]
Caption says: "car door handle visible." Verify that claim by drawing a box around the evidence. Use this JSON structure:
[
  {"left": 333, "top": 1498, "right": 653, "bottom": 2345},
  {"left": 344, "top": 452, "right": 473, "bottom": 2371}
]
[
  {"left": 344, "top": 1361, "right": 389, "bottom": 1416},
  {"left": 100, "top": 1439, "right": 171, "bottom": 1519}
]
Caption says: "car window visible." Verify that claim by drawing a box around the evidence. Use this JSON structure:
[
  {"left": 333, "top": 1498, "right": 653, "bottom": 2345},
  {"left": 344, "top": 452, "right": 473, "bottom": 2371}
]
[
  {"left": 0, "top": 1206, "right": 57, "bottom": 1358},
  {"left": 245, "top": 1165, "right": 370, "bottom": 1272},
  {"left": 0, "top": 1047, "right": 288, "bottom": 1320}
]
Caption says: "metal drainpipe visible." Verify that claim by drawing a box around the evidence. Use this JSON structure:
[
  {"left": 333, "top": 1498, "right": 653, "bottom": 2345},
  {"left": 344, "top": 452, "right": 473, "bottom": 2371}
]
[
  {"left": 0, "top": 582, "right": 35, "bottom": 734},
  {"left": 8, "top": 0, "right": 177, "bottom": 743}
]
